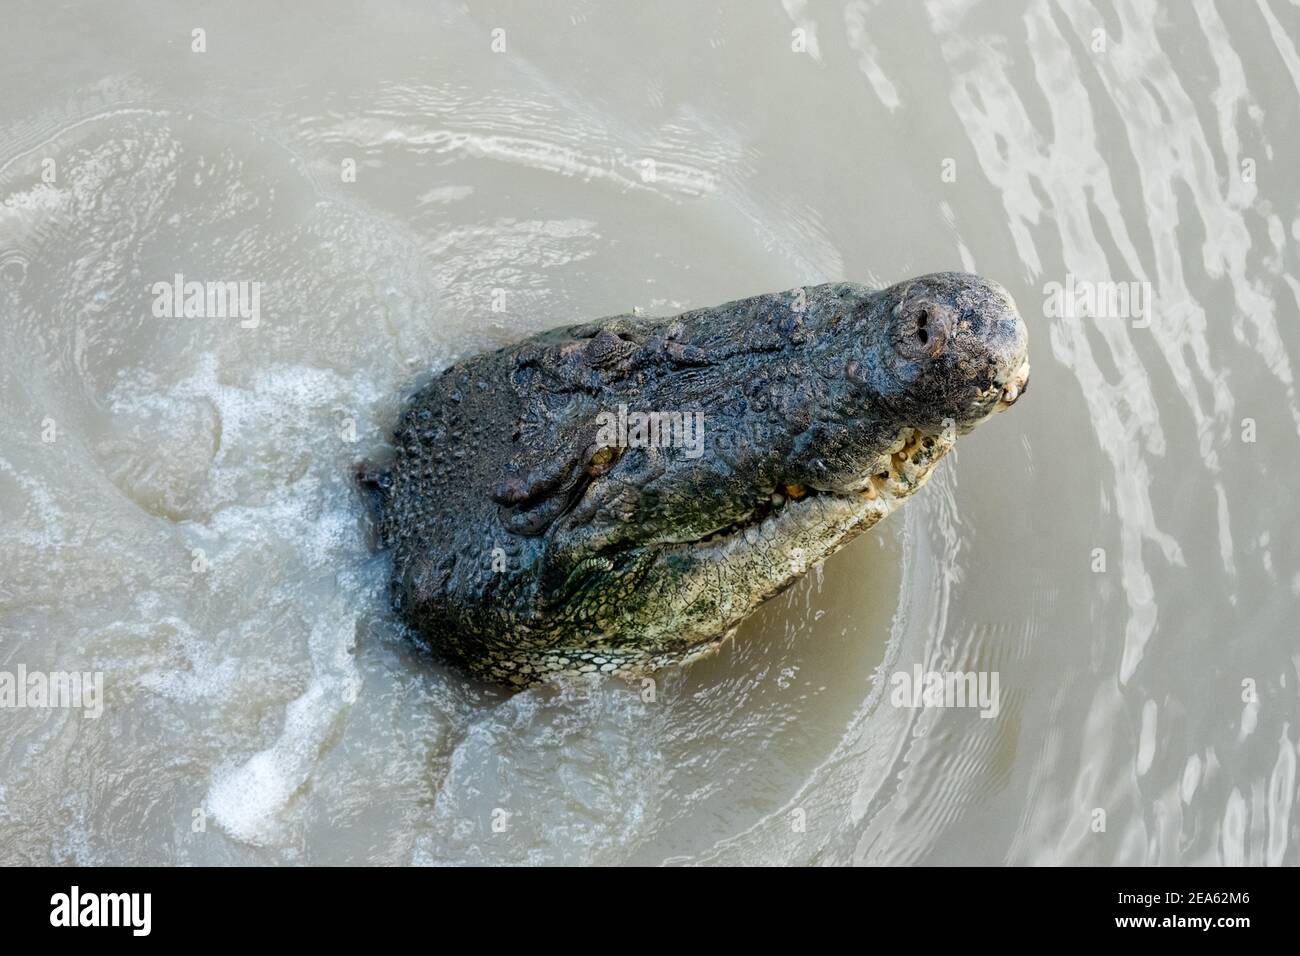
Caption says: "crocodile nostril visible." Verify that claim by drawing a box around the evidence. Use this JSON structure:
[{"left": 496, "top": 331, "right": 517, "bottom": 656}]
[{"left": 917, "top": 328, "right": 929, "bottom": 345}]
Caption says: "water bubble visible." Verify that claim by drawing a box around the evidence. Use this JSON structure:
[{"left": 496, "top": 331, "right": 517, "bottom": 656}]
[{"left": 0, "top": 251, "right": 28, "bottom": 285}]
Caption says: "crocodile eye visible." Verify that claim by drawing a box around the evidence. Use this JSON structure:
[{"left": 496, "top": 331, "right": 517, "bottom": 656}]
[{"left": 586, "top": 445, "right": 620, "bottom": 475}]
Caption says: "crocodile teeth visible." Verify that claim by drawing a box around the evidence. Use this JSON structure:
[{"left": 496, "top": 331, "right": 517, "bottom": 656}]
[
  {"left": 884, "top": 428, "right": 912, "bottom": 455},
  {"left": 996, "top": 358, "right": 1030, "bottom": 410}
]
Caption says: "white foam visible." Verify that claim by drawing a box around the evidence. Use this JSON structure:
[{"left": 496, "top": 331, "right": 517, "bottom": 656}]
[{"left": 205, "top": 614, "right": 361, "bottom": 847}]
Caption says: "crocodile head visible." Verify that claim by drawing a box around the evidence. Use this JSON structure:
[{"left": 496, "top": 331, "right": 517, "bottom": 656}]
[
  {"left": 375, "top": 272, "right": 1028, "bottom": 684},
  {"left": 525, "top": 273, "right": 1027, "bottom": 665}
]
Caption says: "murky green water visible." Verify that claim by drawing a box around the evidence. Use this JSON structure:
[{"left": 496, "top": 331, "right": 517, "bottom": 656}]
[{"left": 0, "top": 0, "right": 1296, "bottom": 865}]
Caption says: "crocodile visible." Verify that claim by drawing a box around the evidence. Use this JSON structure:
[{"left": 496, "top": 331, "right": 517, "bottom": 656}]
[{"left": 361, "top": 272, "right": 1029, "bottom": 687}]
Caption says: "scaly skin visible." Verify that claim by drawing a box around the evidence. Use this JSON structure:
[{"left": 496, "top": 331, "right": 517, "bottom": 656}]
[{"left": 362, "top": 272, "right": 1029, "bottom": 687}]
